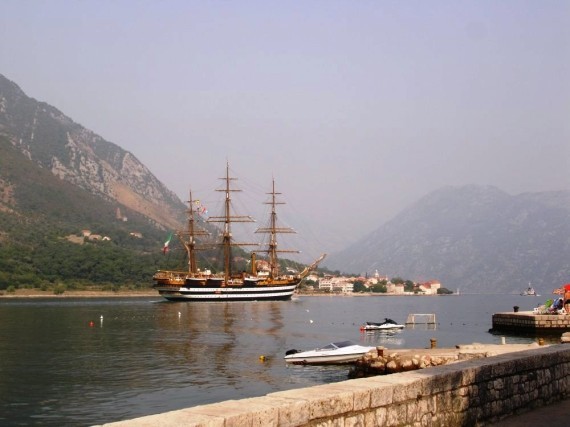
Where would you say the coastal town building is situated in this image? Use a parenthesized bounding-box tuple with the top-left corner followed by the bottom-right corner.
(386, 282, 405, 294)
(305, 273, 319, 282)
(304, 270, 442, 296)
(366, 269, 389, 286)
(86, 233, 111, 242)
(418, 280, 441, 295)
(318, 275, 354, 293)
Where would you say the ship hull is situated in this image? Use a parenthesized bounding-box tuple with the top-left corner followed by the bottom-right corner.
(154, 283, 298, 302)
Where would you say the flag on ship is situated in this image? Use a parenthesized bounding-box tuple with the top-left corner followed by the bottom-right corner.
(163, 233, 173, 254)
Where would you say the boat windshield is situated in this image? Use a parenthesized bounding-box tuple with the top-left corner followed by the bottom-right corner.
(318, 340, 356, 350)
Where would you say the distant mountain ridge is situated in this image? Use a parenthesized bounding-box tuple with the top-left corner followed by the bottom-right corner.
(0, 73, 184, 230)
(324, 185, 570, 294)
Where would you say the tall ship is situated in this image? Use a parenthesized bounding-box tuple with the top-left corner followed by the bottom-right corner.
(153, 163, 326, 301)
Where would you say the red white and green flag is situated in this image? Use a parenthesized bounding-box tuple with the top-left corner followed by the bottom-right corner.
(162, 233, 173, 254)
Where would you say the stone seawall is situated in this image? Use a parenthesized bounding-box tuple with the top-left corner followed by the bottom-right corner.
(100, 345, 570, 427)
(493, 311, 570, 331)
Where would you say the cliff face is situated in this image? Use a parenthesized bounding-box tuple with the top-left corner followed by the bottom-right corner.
(0, 73, 184, 230)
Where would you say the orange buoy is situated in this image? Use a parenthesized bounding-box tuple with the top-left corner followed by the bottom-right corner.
(89, 321, 95, 327)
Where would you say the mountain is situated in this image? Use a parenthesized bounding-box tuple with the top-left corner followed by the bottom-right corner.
(0, 73, 192, 290)
(0, 73, 184, 230)
(0, 130, 189, 288)
(324, 185, 570, 294)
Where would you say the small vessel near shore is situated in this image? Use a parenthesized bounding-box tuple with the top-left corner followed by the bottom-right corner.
(521, 284, 539, 296)
(284, 340, 375, 365)
(359, 318, 405, 331)
(153, 163, 326, 302)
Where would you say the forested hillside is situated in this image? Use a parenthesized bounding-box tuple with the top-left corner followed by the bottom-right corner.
(0, 136, 185, 291)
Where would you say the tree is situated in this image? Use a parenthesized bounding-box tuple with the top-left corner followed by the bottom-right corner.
(371, 283, 387, 293)
(352, 280, 368, 293)
(404, 280, 415, 292)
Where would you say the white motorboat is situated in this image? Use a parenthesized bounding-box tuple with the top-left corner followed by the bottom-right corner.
(284, 340, 375, 365)
(521, 285, 539, 296)
(359, 318, 405, 331)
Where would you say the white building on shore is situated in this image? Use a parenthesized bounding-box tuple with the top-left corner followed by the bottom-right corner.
(318, 275, 354, 293)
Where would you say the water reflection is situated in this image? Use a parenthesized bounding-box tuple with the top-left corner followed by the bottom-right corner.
(359, 330, 405, 346)
(405, 323, 438, 330)
(0, 295, 544, 426)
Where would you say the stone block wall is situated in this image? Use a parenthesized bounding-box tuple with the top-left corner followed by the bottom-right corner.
(101, 345, 570, 427)
(493, 312, 570, 331)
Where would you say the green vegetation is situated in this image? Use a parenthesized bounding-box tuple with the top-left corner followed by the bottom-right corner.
(0, 136, 184, 291)
(0, 225, 182, 290)
(352, 280, 367, 293)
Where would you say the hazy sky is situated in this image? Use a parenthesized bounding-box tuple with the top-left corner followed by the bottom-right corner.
(1, 1, 569, 258)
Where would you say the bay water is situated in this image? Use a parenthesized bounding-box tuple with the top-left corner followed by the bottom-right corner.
(0, 294, 551, 426)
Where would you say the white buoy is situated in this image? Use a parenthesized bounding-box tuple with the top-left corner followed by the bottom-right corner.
(178, 311, 182, 317)
(309, 319, 313, 323)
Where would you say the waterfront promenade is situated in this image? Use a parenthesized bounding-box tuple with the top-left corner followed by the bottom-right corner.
(99, 343, 570, 426)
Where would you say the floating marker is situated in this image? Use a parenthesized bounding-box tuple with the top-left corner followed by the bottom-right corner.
(89, 321, 94, 327)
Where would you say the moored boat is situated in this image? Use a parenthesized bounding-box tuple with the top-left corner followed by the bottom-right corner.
(359, 318, 405, 331)
(284, 340, 375, 365)
(521, 284, 539, 296)
(153, 163, 325, 302)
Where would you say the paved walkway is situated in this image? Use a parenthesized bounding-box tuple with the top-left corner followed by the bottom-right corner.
(490, 398, 570, 426)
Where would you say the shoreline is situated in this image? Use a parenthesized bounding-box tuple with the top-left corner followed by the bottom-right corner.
(1, 290, 525, 298)
(1, 291, 454, 299)
(0, 289, 158, 298)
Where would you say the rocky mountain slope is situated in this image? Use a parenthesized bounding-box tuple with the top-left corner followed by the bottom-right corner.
(0, 73, 184, 230)
(324, 185, 570, 294)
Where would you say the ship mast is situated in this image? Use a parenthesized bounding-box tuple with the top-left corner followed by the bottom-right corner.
(256, 179, 298, 278)
(207, 163, 256, 284)
(178, 189, 209, 274)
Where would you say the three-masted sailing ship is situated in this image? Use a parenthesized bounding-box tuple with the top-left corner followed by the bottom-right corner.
(153, 164, 326, 301)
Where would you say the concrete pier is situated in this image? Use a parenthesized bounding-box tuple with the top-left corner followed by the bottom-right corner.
(492, 311, 570, 332)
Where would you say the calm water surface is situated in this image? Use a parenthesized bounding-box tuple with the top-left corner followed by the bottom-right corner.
(0, 294, 548, 426)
